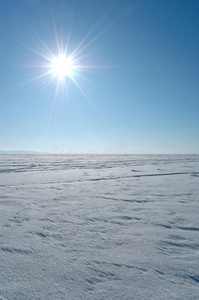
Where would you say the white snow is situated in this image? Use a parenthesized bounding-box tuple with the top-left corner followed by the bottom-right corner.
(0, 154, 199, 299)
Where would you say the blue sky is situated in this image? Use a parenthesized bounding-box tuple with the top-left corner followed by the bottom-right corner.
(0, 0, 199, 154)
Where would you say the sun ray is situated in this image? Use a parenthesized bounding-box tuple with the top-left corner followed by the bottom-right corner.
(70, 3, 115, 59)
(2, 29, 52, 62)
(50, 78, 61, 121)
(32, 31, 56, 59)
(50, 7, 62, 54)
(72, 70, 99, 87)
(17, 70, 52, 88)
(72, 15, 122, 61)
(70, 76, 97, 110)
(38, 74, 56, 92)
(64, 26, 72, 56)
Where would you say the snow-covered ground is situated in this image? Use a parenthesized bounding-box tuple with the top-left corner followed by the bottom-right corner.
(0, 154, 199, 300)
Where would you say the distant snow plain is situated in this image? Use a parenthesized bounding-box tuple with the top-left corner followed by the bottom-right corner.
(0, 154, 199, 300)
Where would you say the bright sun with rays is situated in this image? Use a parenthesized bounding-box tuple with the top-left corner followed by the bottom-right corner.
(51, 54, 74, 79)
(13, 19, 108, 104)
(4, 3, 117, 107)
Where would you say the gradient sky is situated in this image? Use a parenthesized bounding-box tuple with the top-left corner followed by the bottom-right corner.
(0, 0, 199, 154)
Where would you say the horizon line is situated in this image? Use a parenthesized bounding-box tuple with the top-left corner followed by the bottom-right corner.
(0, 151, 199, 155)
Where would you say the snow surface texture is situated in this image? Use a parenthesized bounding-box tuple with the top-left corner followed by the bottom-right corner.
(0, 154, 199, 300)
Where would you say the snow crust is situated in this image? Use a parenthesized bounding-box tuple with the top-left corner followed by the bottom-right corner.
(0, 154, 199, 299)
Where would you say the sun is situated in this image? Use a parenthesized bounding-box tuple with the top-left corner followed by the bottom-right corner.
(16, 23, 106, 103)
(51, 54, 74, 79)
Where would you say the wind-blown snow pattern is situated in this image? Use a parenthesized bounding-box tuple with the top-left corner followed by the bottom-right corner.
(0, 154, 199, 300)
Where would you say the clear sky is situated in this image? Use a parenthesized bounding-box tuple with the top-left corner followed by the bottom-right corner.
(0, 0, 199, 154)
